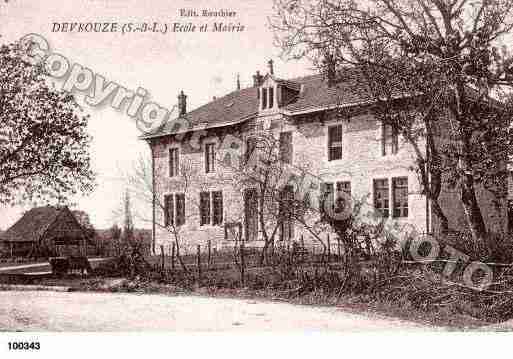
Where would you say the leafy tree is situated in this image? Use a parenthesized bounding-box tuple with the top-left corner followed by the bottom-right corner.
(272, 0, 513, 242)
(72, 209, 96, 239)
(0, 42, 95, 204)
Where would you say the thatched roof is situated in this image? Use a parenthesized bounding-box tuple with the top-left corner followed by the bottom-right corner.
(0, 206, 87, 243)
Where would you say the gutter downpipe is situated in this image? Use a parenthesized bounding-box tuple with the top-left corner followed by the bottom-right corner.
(149, 141, 156, 255)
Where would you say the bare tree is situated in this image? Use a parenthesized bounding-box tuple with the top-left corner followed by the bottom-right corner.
(123, 154, 206, 272)
(271, 0, 513, 243)
(122, 190, 134, 242)
(232, 131, 327, 264)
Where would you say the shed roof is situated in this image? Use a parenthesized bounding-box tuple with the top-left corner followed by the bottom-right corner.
(0, 206, 86, 243)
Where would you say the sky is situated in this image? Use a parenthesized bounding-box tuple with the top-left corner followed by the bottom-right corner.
(0, 0, 312, 230)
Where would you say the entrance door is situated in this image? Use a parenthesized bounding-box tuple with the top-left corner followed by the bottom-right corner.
(244, 188, 258, 242)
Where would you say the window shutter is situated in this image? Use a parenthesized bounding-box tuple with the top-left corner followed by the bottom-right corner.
(373, 179, 390, 217)
(205, 144, 215, 173)
(164, 195, 174, 227)
(392, 177, 408, 217)
(212, 191, 223, 225)
(245, 137, 257, 164)
(176, 193, 185, 226)
(200, 192, 210, 225)
(169, 148, 179, 177)
(320, 182, 334, 220)
(328, 125, 343, 161)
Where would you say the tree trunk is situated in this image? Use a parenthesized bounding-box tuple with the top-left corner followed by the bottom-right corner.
(452, 81, 487, 242)
(461, 177, 487, 242)
(173, 236, 188, 273)
(431, 199, 449, 234)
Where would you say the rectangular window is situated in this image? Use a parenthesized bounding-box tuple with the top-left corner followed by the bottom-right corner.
(279, 131, 293, 164)
(392, 177, 408, 218)
(328, 125, 343, 161)
(205, 143, 216, 173)
(336, 181, 351, 196)
(269, 87, 274, 108)
(212, 191, 223, 225)
(382, 122, 399, 156)
(200, 192, 210, 226)
(169, 148, 179, 177)
(164, 194, 174, 227)
(262, 88, 268, 109)
(373, 179, 390, 217)
(175, 193, 186, 226)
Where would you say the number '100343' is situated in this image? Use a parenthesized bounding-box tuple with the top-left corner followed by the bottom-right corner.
(8, 342, 40, 350)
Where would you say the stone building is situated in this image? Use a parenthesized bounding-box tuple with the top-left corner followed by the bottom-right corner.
(142, 62, 507, 254)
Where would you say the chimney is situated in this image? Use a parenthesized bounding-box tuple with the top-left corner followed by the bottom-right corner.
(267, 59, 274, 75)
(252, 70, 263, 87)
(177, 90, 187, 116)
(236, 73, 241, 91)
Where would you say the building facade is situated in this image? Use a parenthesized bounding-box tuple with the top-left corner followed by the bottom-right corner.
(143, 62, 507, 254)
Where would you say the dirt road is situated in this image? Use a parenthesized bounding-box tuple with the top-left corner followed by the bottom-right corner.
(0, 258, 111, 274)
(0, 291, 441, 331)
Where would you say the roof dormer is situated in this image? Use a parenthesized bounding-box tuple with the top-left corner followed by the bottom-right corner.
(259, 75, 277, 112)
(254, 60, 302, 112)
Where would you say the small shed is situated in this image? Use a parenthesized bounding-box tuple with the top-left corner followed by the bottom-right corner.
(0, 206, 93, 258)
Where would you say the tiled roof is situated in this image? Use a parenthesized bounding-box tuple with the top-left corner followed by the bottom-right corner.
(143, 69, 370, 139)
(142, 87, 259, 139)
(282, 71, 370, 113)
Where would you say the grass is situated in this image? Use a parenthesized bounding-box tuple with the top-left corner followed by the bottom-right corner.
(2, 250, 511, 331)
(17, 272, 494, 330)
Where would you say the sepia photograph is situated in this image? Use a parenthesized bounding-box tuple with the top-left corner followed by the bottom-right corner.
(1, 0, 513, 356)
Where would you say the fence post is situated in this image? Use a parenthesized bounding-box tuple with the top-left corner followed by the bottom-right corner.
(240, 242, 245, 287)
(207, 240, 212, 269)
(171, 243, 176, 271)
(160, 245, 165, 272)
(327, 234, 331, 263)
(197, 245, 201, 281)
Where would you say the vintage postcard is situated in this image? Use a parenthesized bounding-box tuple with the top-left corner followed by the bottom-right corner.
(0, 0, 513, 356)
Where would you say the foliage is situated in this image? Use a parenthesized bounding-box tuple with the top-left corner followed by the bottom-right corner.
(72, 210, 96, 239)
(271, 0, 513, 242)
(0, 42, 95, 204)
